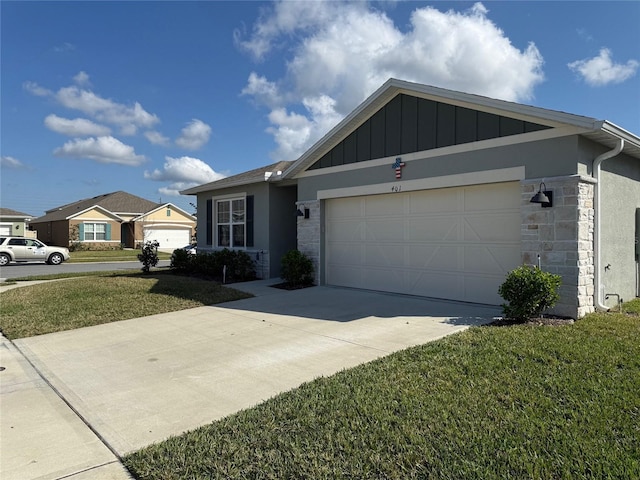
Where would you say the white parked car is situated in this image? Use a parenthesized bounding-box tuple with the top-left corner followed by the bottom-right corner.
(0, 237, 70, 266)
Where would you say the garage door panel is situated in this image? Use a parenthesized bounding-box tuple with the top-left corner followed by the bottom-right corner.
(407, 217, 460, 241)
(364, 219, 405, 242)
(464, 183, 520, 211)
(326, 182, 520, 305)
(327, 220, 363, 242)
(365, 194, 404, 216)
(327, 197, 361, 218)
(364, 244, 405, 267)
(409, 189, 460, 214)
(361, 267, 405, 293)
(144, 228, 190, 250)
(464, 213, 521, 241)
(328, 243, 362, 265)
(407, 271, 462, 299)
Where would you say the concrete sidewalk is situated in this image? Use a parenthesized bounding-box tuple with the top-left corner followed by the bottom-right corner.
(2, 279, 500, 479)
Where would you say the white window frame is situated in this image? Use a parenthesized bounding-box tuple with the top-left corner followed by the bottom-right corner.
(214, 194, 246, 249)
(83, 222, 107, 241)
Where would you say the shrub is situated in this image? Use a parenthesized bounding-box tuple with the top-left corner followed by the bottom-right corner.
(170, 248, 256, 283)
(170, 248, 192, 272)
(281, 250, 314, 287)
(498, 265, 562, 321)
(138, 240, 160, 273)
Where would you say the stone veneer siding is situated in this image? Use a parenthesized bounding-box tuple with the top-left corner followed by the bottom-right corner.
(521, 176, 596, 318)
(296, 200, 321, 285)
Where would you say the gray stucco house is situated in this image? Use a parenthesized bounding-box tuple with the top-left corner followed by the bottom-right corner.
(183, 78, 640, 318)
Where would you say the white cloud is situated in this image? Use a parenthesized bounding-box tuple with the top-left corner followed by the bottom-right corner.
(144, 130, 171, 146)
(23, 81, 52, 97)
(175, 119, 212, 150)
(53, 136, 146, 166)
(144, 155, 225, 195)
(44, 114, 111, 137)
(568, 48, 639, 86)
(1, 155, 27, 169)
(55, 86, 159, 135)
(238, 1, 545, 161)
(73, 71, 91, 87)
(25, 76, 160, 135)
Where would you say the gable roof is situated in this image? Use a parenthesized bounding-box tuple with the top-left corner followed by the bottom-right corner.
(283, 78, 640, 178)
(181, 160, 294, 195)
(0, 208, 34, 219)
(33, 191, 161, 222)
(132, 203, 196, 221)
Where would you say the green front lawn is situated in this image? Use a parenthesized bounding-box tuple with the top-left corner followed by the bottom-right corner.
(67, 249, 172, 263)
(124, 309, 640, 479)
(0, 272, 251, 339)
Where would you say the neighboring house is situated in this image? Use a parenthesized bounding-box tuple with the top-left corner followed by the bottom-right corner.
(30, 191, 196, 250)
(183, 78, 640, 319)
(0, 208, 36, 238)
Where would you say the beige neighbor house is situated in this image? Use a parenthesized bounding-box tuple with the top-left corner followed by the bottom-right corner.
(184, 78, 640, 319)
(0, 208, 36, 238)
(30, 191, 196, 250)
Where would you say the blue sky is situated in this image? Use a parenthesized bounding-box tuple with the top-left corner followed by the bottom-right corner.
(2, 1, 639, 218)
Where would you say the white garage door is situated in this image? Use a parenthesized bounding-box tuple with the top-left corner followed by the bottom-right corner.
(0, 224, 12, 236)
(325, 182, 521, 305)
(143, 228, 190, 250)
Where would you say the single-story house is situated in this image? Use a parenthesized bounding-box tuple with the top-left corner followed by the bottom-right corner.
(183, 78, 640, 318)
(30, 191, 196, 250)
(0, 207, 36, 238)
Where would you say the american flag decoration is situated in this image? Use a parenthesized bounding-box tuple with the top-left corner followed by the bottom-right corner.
(392, 157, 405, 179)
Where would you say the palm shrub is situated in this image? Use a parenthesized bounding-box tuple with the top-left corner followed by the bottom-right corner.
(498, 265, 562, 321)
(281, 250, 314, 287)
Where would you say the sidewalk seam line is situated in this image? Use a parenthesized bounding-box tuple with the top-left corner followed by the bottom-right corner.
(10, 339, 129, 466)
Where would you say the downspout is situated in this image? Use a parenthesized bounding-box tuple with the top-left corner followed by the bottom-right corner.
(593, 137, 624, 311)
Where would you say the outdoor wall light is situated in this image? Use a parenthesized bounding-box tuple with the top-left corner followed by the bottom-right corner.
(296, 207, 310, 219)
(530, 182, 553, 208)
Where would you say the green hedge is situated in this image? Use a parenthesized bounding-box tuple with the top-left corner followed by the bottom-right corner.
(171, 248, 256, 283)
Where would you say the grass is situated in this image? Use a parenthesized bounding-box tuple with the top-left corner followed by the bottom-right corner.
(67, 249, 172, 263)
(124, 309, 640, 480)
(0, 272, 251, 339)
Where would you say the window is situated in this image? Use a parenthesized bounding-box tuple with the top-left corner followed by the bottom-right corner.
(83, 223, 107, 241)
(216, 198, 245, 247)
(166, 207, 171, 217)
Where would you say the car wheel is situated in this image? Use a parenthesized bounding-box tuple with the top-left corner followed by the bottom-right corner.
(0, 253, 10, 266)
(47, 253, 64, 265)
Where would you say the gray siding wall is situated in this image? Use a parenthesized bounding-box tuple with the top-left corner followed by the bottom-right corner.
(298, 136, 581, 201)
(193, 182, 297, 279)
(599, 154, 640, 306)
(268, 185, 298, 278)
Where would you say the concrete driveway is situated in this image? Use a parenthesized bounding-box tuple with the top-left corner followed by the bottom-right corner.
(2, 280, 500, 479)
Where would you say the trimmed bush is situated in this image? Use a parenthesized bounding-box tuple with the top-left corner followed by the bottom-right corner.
(498, 265, 562, 321)
(281, 250, 314, 287)
(138, 240, 160, 273)
(170, 248, 192, 272)
(170, 248, 256, 283)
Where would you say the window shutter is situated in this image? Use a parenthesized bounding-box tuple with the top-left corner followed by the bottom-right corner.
(246, 195, 254, 247)
(105, 223, 111, 241)
(79, 223, 84, 241)
(206, 199, 213, 246)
